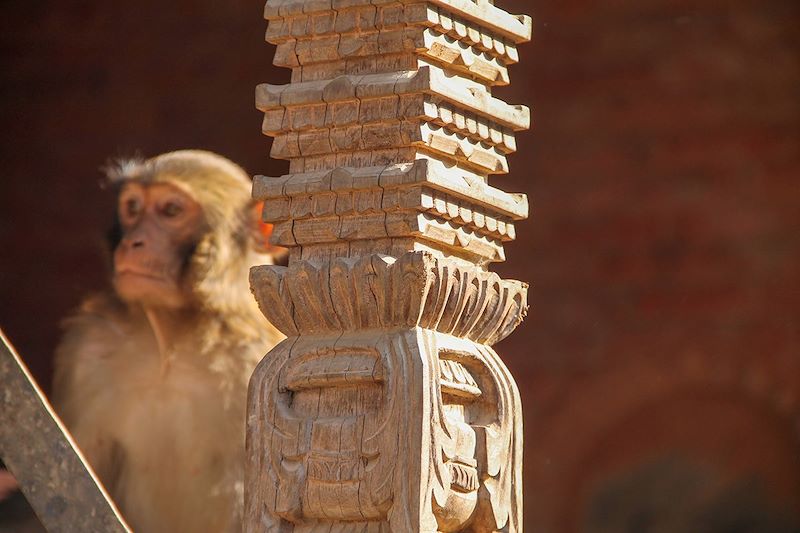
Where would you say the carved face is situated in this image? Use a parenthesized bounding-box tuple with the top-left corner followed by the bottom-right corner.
(113, 181, 206, 308)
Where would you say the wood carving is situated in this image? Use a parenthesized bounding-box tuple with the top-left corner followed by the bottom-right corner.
(247, 1, 531, 531)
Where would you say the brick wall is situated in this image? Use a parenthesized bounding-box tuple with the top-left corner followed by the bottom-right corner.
(1, 0, 797, 530)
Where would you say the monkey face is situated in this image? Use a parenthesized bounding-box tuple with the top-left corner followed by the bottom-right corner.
(113, 182, 206, 309)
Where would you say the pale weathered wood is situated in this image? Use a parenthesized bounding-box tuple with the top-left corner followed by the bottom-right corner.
(247, 1, 531, 531)
(0, 330, 130, 533)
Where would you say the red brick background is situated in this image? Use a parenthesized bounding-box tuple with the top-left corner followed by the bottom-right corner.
(1, 0, 798, 530)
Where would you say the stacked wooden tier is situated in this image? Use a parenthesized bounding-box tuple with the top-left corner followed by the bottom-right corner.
(255, 0, 531, 266)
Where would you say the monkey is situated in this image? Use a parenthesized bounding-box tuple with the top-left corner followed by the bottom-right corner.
(52, 150, 283, 533)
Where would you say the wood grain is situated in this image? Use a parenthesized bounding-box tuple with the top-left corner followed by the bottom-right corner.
(0, 330, 130, 533)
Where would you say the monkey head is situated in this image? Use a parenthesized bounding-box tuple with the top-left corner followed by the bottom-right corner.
(106, 150, 275, 312)
(113, 179, 205, 308)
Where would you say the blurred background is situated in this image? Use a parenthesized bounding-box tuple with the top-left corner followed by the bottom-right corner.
(0, 0, 798, 531)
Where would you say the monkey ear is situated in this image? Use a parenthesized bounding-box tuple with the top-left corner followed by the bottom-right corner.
(249, 201, 287, 259)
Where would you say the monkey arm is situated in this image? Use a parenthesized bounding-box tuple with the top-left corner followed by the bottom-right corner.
(52, 294, 130, 494)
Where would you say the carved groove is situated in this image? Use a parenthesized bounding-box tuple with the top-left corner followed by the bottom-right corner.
(251, 251, 527, 345)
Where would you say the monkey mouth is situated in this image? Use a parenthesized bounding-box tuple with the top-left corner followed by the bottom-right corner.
(115, 268, 169, 282)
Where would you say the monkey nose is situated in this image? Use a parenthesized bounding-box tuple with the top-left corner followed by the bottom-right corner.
(131, 240, 145, 248)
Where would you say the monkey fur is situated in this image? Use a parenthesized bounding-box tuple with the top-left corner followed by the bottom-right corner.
(52, 150, 282, 533)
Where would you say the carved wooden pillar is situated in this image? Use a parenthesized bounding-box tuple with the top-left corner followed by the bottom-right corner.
(246, 1, 531, 531)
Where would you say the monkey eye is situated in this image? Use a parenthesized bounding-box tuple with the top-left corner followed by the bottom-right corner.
(162, 201, 183, 218)
(124, 197, 142, 218)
